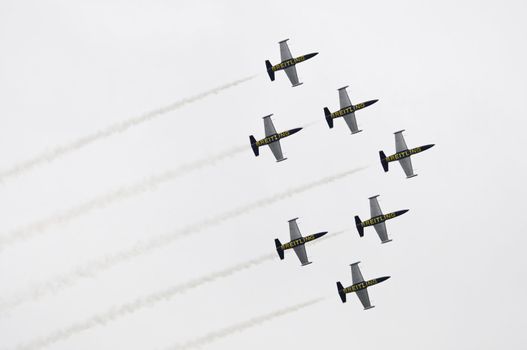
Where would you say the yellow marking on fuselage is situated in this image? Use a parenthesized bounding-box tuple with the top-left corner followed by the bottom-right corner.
(362, 212, 396, 227)
(344, 279, 378, 293)
(272, 56, 305, 71)
(331, 106, 354, 118)
(330, 102, 369, 119)
(385, 147, 423, 162)
(255, 130, 291, 147)
(282, 234, 316, 250)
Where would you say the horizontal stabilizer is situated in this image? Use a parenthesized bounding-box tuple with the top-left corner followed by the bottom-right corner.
(381, 239, 393, 244)
(336, 281, 346, 303)
(265, 60, 275, 81)
(301, 261, 312, 266)
(276, 157, 288, 163)
(379, 151, 389, 172)
(274, 239, 284, 260)
(355, 216, 364, 237)
(407, 174, 418, 179)
(292, 82, 304, 87)
(324, 107, 333, 128)
(249, 135, 259, 157)
(364, 305, 376, 310)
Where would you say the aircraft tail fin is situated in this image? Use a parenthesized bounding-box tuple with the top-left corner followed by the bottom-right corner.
(355, 216, 364, 237)
(379, 151, 389, 172)
(265, 60, 275, 81)
(336, 281, 346, 303)
(274, 239, 284, 260)
(249, 135, 259, 157)
(324, 107, 333, 128)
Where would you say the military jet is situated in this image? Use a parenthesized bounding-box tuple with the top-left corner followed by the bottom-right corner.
(249, 114, 302, 162)
(336, 262, 390, 310)
(274, 218, 327, 266)
(323, 86, 378, 133)
(355, 195, 408, 243)
(265, 39, 318, 87)
(379, 130, 435, 178)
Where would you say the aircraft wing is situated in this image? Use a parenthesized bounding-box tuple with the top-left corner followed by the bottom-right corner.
(279, 39, 293, 61)
(356, 289, 374, 310)
(342, 113, 360, 133)
(399, 157, 415, 178)
(288, 218, 302, 240)
(395, 130, 408, 152)
(338, 86, 352, 108)
(350, 262, 364, 284)
(293, 245, 311, 266)
(284, 66, 301, 87)
(268, 141, 286, 162)
(263, 114, 277, 137)
(374, 222, 391, 243)
(369, 195, 383, 217)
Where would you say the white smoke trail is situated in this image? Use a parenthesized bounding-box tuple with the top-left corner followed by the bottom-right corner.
(0, 169, 362, 312)
(0, 144, 246, 251)
(14, 253, 275, 350)
(0, 75, 255, 182)
(0, 224, 348, 312)
(167, 298, 324, 350)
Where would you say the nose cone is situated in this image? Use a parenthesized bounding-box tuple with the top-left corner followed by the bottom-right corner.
(365, 99, 379, 107)
(289, 127, 303, 135)
(398, 209, 410, 216)
(422, 144, 435, 151)
(378, 276, 391, 284)
(314, 231, 328, 239)
(305, 52, 319, 60)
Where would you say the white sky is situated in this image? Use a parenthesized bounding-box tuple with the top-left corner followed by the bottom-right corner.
(0, 0, 526, 349)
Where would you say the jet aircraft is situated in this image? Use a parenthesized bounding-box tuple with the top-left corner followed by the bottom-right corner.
(265, 39, 318, 87)
(336, 262, 390, 310)
(324, 86, 378, 133)
(379, 130, 435, 178)
(274, 218, 327, 266)
(249, 114, 302, 162)
(355, 195, 408, 243)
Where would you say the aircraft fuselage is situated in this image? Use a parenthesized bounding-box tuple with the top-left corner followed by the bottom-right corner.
(330, 99, 379, 119)
(361, 209, 409, 227)
(255, 128, 302, 147)
(385, 144, 435, 163)
(271, 53, 318, 72)
(281, 231, 327, 250)
(343, 276, 390, 294)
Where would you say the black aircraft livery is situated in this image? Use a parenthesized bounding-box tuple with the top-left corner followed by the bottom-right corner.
(266, 53, 318, 81)
(355, 209, 408, 237)
(336, 276, 390, 303)
(328, 99, 378, 120)
(380, 144, 435, 172)
(274, 231, 327, 260)
(249, 127, 302, 157)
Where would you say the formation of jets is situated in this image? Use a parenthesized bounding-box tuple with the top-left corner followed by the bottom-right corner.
(253, 39, 435, 310)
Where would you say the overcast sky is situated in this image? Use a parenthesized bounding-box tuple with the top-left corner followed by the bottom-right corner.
(1, 0, 526, 349)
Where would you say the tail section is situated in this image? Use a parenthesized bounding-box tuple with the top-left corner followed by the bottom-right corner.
(355, 216, 364, 237)
(265, 60, 275, 81)
(274, 239, 284, 260)
(379, 151, 389, 172)
(249, 135, 259, 157)
(336, 282, 346, 303)
(324, 107, 333, 128)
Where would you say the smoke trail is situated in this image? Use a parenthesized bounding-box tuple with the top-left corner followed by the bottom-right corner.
(0, 168, 362, 311)
(0, 76, 255, 182)
(167, 298, 324, 350)
(14, 253, 274, 350)
(0, 144, 246, 251)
